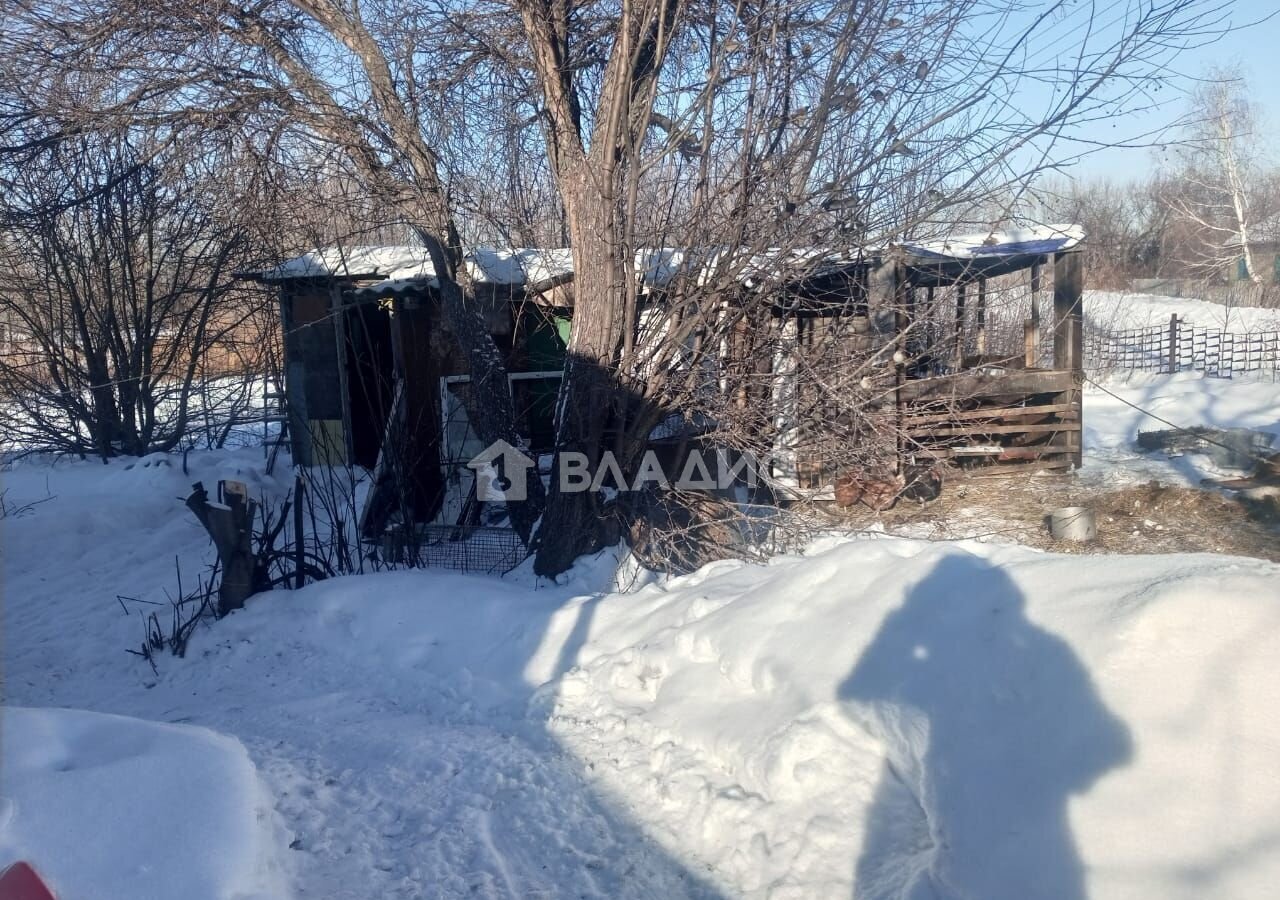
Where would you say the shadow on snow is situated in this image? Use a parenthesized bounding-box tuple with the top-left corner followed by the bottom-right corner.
(840, 554, 1132, 899)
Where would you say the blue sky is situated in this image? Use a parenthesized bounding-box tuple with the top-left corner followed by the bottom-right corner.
(1060, 0, 1280, 180)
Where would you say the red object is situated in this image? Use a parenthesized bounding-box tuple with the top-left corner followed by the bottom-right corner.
(0, 862, 57, 900)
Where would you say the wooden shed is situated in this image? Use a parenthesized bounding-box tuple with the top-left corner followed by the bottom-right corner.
(246, 225, 1085, 552)
(720, 225, 1086, 492)
(892, 226, 1086, 474)
(243, 246, 575, 534)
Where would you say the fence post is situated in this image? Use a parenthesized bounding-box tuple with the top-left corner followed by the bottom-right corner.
(294, 473, 306, 589)
(1167, 314, 1179, 374)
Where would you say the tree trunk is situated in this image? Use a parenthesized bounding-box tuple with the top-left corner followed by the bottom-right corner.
(438, 277, 547, 543)
(532, 169, 629, 576)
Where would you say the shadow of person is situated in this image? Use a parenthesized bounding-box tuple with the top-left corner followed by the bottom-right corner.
(840, 554, 1132, 899)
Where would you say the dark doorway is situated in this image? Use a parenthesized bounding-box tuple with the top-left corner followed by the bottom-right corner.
(344, 300, 396, 469)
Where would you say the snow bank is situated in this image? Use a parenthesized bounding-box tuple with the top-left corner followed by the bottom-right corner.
(530, 538, 1280, 899)
(1086, 290, 1280, 332)
(0, 707, 291, 900)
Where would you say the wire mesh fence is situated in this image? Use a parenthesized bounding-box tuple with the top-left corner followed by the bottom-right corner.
(1085, 318, 1280, 380)
(384, 525, 527, 574)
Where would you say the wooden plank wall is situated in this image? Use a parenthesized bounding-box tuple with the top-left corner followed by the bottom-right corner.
(282, 283, 346, 466)
(895, 247, 1086, 473)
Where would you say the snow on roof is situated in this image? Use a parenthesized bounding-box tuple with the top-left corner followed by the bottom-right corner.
(637, 248, 695, 288)
(257, 225, 1084, 294)
(495, 248, 576, 288)
(352, 247, 682, 298)
(900, 224, 1084, 261)
(256, 245, 437, 281)
(734, 246, 880, 287)
(255, 245, 578, 294)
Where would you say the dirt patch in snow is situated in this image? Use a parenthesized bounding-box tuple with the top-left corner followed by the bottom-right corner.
(830, 472, 1280, 562)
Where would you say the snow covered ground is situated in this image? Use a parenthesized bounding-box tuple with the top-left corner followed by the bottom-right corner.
(535, 538, 1280, 899)
(3, 345, 1279, 896)
(1, 707, 289, 900)
(1082, 371, 1280, 486)
(0, 452, 724, 899)
(1084, 290, 1280, 332)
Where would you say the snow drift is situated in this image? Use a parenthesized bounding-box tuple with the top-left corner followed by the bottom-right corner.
(0, 707, 291, 900)
(530, 537, 1280, 899)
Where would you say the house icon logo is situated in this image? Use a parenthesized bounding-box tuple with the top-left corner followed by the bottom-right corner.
(467, 439, 535, 502)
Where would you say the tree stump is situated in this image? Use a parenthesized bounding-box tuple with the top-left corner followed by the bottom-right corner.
(186, 481, 258, 616)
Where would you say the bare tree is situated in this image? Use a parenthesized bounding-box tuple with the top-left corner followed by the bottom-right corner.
(1, 0, 549, 536)
(2, 0, 1233, 573)
(1038, 177, 1172, 286)
(0, 134, 252, 458)
(496, 0, 1230, 573)
(1162, 66, 1268, 283)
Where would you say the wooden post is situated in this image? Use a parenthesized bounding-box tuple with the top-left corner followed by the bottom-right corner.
(893, 262, 908, 472)
(279, 289, 312, 467)
(1167, 314, 1180, 374)
(954, 281, 967, 367)
(330, 282, 355, 466)
(975, 277, 987, 356)
(186, 481, 258, 616)
(1052, 250, 1085, 468)
(1027, 258, 1043, 368)
(923, 285, 934, 364)
(1053, 251, 1083, 373)
(903, 284, 917, 355)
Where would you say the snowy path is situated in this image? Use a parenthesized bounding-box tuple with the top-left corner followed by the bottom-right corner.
(177, 681, 717, 898)
(139, 626, 720, 899)
(0, 452, 720, 898)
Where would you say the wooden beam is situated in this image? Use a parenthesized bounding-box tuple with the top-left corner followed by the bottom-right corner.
(1053, 250, 1084, 373)
(909, 421, 1081, 437)
(893, 261, 909, 472)
(330, 282, 354, 467)
(1050, 250, 1085, 470)
(1027, 257, 1043, 368)
(975, 277, 987, 355)
(279, 289, 310, 466)
(903, 401, 1078, 425)
(899, 368, 1076, 401)
(968, 458, 1075, 475)
(911, 447, 1076, 463)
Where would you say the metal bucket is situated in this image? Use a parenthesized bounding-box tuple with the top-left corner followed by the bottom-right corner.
(1048, 506, 1097, 542)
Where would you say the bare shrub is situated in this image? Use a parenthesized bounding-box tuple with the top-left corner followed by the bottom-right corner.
(0, 135, 258, 458)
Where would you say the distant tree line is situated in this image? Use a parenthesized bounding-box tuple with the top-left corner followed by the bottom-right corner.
(1042, 66, 1280, 290)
